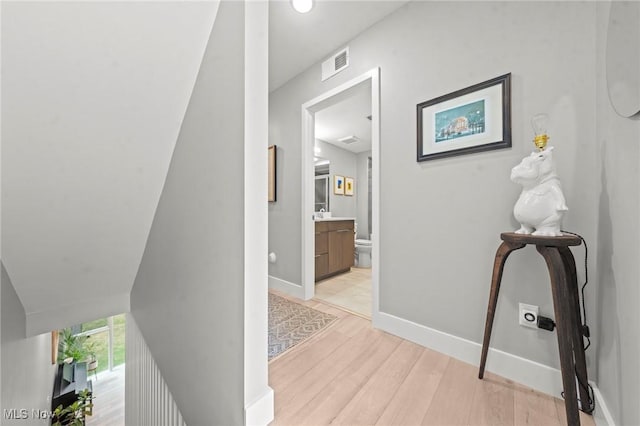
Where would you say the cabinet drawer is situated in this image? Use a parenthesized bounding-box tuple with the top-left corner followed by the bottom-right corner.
(315, 221, 329, 233)
(315, 253, 329, 280)
(328, 220, 354, 231)
(315, 231, 328, 254)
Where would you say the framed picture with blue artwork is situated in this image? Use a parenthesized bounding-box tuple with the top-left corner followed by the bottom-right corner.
(334, 175, 345, 195)
(417, 73, 511, 162)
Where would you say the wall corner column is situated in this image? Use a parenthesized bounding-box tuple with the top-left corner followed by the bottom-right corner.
(243, 1, 273, 425)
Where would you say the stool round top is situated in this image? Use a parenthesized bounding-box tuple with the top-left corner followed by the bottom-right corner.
(500, 232, 582, 247)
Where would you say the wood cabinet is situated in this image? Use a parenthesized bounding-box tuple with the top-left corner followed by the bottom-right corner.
(315, 222, 329, 279)
(315, 220, 354, 281)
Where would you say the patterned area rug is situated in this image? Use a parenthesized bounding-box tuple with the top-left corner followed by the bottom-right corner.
(269, 293, 337, 360)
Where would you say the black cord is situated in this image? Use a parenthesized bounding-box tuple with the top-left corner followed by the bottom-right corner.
(560, 230, 595, 414)
(561, 376, 595, 414)
(562, 230, 591, 349)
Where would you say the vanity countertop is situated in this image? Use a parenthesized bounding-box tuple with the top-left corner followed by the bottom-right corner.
(314, 217, 355, 222)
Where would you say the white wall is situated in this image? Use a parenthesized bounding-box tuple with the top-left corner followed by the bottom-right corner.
(315, 139, 357, 218)
(269, 0, 597, 377)
(1, 263, 57, 425)
(1, 0, 3, 407)
(1, 1, 217, 335)
(130, 2, 271, 424)
(244, 1, 273, 424)
(594, 3, 640, 425)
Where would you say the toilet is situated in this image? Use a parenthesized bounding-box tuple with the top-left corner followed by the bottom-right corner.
(355, 238, 372, 268)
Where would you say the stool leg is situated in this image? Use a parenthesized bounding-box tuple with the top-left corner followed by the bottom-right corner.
(479, 241, 525, 379)
(537, 246, 581, 426)
(559, 247, 591, 413)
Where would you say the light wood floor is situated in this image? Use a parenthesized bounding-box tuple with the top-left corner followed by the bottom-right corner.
(315, 267, 372, 318)
(85, 366, 125, 426)
(269, 292, 595, 426)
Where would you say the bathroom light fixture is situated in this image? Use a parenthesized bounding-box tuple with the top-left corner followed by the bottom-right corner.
(291, 0, 313, 13)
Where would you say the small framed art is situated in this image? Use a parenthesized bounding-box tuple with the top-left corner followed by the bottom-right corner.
(334, 175, 345, 195)
(345, 177, 354, 196)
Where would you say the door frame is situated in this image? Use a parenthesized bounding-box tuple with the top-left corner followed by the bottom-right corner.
(301, 68, 380, 322)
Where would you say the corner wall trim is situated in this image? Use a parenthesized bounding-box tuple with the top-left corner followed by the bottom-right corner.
(592, 386, 616, 426)
(268, 275, 305, 300)
(375, 311, 565, 398)
(245, 386, 274, 426)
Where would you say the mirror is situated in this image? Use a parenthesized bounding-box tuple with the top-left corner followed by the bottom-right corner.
(314, 158, 330, 212)
(606, 1, 640, 118)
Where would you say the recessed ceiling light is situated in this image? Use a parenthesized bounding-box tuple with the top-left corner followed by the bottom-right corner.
(291, 0, 314, 14)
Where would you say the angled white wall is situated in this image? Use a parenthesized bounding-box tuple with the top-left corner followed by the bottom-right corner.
(1, 1, 217, 335)
(130, 1, 271, 424)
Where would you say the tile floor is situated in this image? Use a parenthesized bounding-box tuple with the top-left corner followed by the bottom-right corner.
(314, 267, 372, 318)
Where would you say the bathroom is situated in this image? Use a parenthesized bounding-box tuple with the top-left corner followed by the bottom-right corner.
(312, 83, 373, 317)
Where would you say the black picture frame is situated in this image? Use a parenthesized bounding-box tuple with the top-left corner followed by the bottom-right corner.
(417, 73, 511, 162)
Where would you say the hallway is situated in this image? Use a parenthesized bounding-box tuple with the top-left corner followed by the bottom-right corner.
(268, 295, 595, 426)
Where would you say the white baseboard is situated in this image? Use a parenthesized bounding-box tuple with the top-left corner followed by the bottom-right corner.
(268, 275, 304, 299)
(375, 311, 566, 398)
(245, 387, 274, 426)
(592, 385, 616, 426)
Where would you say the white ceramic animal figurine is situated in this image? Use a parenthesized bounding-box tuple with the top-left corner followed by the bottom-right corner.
(510, 147, 568, 236)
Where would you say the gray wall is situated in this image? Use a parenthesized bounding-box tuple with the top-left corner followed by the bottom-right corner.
(269, 1, 598, 371)
(594, 2, 640, 425)
(1, 263, 57, 425)
(130, 2, 246, 424)
(316, 139, 358, 218)
(356, 150, 371, 239)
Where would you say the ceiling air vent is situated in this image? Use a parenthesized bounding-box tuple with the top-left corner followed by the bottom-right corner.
(337, 135, 359, 144)
(322, 47, 349, 81)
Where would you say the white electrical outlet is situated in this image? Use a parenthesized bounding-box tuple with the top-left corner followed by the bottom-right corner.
(519, 303, 539, 329)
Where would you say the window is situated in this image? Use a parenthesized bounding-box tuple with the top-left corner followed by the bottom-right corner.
(72, 314, 125, 373)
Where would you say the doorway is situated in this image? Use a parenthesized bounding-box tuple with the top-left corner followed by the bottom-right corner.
(301, 68, 380, 322)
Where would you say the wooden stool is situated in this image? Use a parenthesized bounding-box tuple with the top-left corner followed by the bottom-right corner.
(478, 232, 590, 426)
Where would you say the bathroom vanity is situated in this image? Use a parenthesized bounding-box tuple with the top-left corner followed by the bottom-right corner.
(314, 218, 354, 281)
